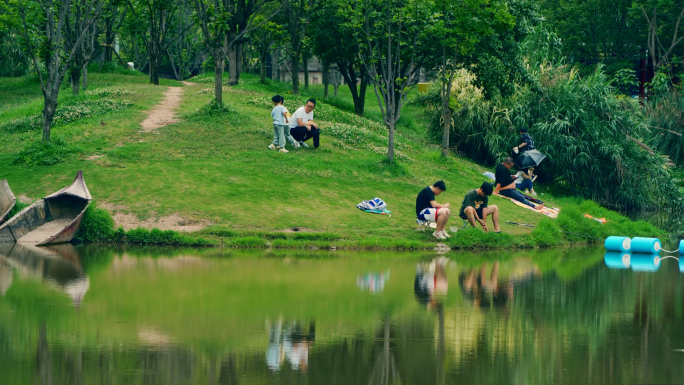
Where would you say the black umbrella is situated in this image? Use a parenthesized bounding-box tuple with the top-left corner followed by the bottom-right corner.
(514, 149, 546, 168)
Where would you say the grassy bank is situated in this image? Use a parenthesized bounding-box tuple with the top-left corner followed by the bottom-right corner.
(0, 69, 663, 250)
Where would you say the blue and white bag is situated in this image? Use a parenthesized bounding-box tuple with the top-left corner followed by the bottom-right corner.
(357, 197, 391, 216)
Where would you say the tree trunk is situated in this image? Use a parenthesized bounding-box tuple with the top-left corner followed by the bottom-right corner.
(214, 50, 225, 105)
(271, 48, 279, 80)
(387, 121, 395, 163)
(442, 104, 451, 158)
(71, 68, 81, 95)
(43, 96, 58, 143)
(260, 50, 267, 83)
(303, 54, 309, 89)
(227, 43, 239, 86)
(291, 53, 300, 95)
(82, 65, 88, 90)
(322, 63, 329, 99)
(356, 77, 367, 116)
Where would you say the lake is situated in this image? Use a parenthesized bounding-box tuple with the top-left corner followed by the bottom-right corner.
(1, 243, 683, 384)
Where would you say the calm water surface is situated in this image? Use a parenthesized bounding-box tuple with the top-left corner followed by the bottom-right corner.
(1, 244, 683, 384)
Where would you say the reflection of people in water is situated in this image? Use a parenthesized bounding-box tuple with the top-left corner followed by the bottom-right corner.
(458, 261, 539, 309)
(357, 271, 390, 293)
(266, 318, 315, 372)
(459, 261, 511, 308)
(414, 257, 449, 309)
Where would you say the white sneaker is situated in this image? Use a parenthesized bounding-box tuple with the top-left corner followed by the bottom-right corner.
(268, 144, 276, 150)
(293, 141, 300, 149)
(279, 148, 289, 153)
(432, 231, 446, 240)
(440, 230, 451, 238)
(299, 141, 309, 148)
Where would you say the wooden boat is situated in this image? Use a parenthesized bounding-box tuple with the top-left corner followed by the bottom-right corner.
(0, 179, 16, 225)
(0, 171, 91, 245)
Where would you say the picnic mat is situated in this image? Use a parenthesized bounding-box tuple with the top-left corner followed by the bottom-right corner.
(494, 194, 560, 218)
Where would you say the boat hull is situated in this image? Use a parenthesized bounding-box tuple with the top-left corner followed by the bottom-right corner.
(0, 171, 91, 246)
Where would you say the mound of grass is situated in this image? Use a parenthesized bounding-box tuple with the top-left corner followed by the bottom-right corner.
(13, 136, 81, 166)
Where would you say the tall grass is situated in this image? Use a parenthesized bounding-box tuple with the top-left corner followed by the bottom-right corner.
(648, 91, 684, 166)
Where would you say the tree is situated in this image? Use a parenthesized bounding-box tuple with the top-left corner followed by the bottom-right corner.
(64, 0, 106, 94)
(539, 0, 640, 74)
(249, 11, 285, 83)
(283, 0, 317, 95)
(310, 0, 369, 115)
(125, 0, 194, 85)
(350, 0, 440, 162)
(430, 0, 514, 157)
(166, 1, 203, 80)
(639, 2, 684, 77)
(193, 0, 281, 104)
(15, 0, 107, 142)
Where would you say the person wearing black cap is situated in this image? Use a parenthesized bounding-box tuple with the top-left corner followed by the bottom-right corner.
(513, 127, 535, 154)
(459, 182, 501, 232)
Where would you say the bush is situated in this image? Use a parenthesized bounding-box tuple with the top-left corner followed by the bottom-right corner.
(74, 202, 115, 242)
(13, 137, 81, 166)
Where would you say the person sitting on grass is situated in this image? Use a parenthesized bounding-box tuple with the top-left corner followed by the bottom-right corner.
(459, 182, 501, 233)
(289, 98, 320, 149)
(268, 95, 296, 153)
(416, 180, 451, 240)
(494, 157, 544, 211)
(514, 167, 537, 196)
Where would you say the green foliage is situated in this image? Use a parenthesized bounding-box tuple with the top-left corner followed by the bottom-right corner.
(649, 91, 684, 166)
(611, 69, 638, 95)
(8, 201, 29, 218)
(74, 202, 116, 243)
(532, 219, 562, 246)
(125, 228, 216, 247)
(225, 237, 268, 248)
(13, 136, 80, 166)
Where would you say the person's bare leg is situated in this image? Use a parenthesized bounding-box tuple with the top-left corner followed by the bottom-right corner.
(436, 209, 450, 232)
(464, 207, 479, 228)
(488, 205, 501, 232)
(535, 203, 545, 211)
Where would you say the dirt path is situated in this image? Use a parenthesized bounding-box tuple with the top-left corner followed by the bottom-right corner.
(140, 87, 183, 132)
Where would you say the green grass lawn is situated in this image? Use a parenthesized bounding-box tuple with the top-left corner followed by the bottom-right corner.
(0, 70, 662, 249)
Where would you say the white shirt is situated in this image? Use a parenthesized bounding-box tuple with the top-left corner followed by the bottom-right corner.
(289, 106, 313, 128)
(513, 171, 525, 184)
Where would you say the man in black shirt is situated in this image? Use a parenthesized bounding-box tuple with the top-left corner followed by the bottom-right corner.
(415, 180, 451, 240)
(494, 157, 544, 210)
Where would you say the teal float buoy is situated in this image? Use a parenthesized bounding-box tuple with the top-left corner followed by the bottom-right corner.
(630, 254, 661, 272)
(631, 237, 661, 254)
(679, 239, 684, 254)
(604, 251, 631, 269)
(605, 236, 631, 252)
(679, 256, 684, 273)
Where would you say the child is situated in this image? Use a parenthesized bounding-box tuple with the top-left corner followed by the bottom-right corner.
(269, 95, 293, 153)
